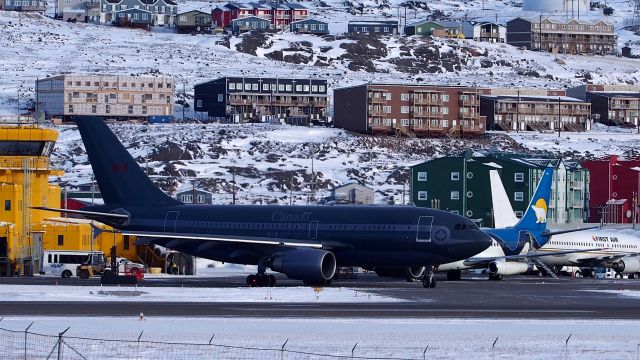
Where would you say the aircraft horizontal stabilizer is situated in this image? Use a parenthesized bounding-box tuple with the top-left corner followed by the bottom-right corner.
(31, 207, 130, 219)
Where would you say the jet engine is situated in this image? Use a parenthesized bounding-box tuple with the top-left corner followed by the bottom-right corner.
(612, 257, 640, 274)
(374, 267, 426, 280)
(270, 249, 336, 283)
(488, 260, 531, 276)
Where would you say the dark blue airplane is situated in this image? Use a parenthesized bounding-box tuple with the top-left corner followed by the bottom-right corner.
(42, 118, 492, 288)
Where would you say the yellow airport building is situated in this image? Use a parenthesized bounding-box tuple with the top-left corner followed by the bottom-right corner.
(0, 119, 137, 276)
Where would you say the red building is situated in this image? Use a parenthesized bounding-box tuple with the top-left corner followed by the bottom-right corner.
(582, 155, 640, 224)
(212, 2, 308, 29)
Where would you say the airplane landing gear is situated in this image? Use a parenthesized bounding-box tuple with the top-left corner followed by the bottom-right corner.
(247, 259, 277, 287)
(246, 274, 277, 287)
(422, 265, 438, 288)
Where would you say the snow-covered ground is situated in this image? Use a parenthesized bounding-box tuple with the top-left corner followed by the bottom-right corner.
(0, 0, 639, 116)
(50, 122, 640, 205)
(0, 284, 398, 302)
(2, 316, 640, 359)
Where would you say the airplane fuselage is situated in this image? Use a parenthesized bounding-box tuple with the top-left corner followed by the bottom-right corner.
(89, 203, 491, 268)
(537, 229, 640, 266)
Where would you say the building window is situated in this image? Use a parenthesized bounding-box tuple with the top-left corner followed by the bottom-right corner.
(319, 85, 325, 92)
(228, 83, 235, 90)
(303, 85, 310, 92)
(451, 172, 460, 181)
(401, 93, 409, 101)
(286, 85, 292, 91)
(91, 105, 97, 113)
(385, 93, 391, 100)
(296, 85, 302, 92)
(514, 173, 524, 182)
(451, 191, 459, 200)
(262, 84, 269, 91)
(442, 107, 449, 115)
(4, 200, 10, 211)
(417, 171, 427, 182)
(179, 15, 186, 21)
(443, 94, 449, 102)
(244, 83, 251, 91)
(196, 100, 202, 107)
(401, 106, 409, 114)
(311, 85, 318, 92)
(106, 105, 110, 114)
(418, 191, 428, 201)
(181, 194, 193, 203)
(68, 105, 74, 113)
(278, 84, 284, 91)
(197, 195, 205, 204)
(514, 192, 524, 201)
(252, 84, 258, 91)
(401, 119, 410, 126)
(218, 94, 223, 102)
(385, 106, 392, 113)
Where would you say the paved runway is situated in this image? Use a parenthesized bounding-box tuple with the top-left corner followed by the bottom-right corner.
(1, 274, 639, 319)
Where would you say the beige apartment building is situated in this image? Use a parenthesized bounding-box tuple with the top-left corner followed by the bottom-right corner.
(36, 74, 174, 122)
(507, 17, 616, 55)
(480, 88, 592, 132)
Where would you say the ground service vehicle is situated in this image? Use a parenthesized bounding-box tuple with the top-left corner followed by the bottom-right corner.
(42, 250, 106, 278)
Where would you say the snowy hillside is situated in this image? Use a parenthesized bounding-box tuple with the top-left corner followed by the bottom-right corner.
(51, 122, 640, 205)
(0, 0, 639, 116)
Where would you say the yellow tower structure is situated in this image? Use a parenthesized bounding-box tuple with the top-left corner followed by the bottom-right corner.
(0, 120, 137, 276)
(0, 122, 62, 276)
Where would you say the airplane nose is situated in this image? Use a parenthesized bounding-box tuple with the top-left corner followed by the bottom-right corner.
(465, 230, 492, 258)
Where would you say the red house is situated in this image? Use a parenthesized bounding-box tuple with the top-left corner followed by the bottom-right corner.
(212, 3, 253, 28)
(212, 2, 308, 29)
(582, 155, 640, 224)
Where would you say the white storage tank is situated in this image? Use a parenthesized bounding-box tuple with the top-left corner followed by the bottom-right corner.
(523, 0, 589, 12)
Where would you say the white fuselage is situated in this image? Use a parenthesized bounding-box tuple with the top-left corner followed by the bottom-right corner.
(438, 239, 505, 272)
(536, 229, 640, 266)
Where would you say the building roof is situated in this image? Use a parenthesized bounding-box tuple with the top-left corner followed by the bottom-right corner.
(177, 9, 211, 16)
(348, 19, 398, 26)
(248, 2, 271, 10)
(286, 3, 307, 9)
(225, 2, 254, 10)
(231, 15, 270, 22)
(116, 8, 153, 13)
(290, 18, 327, 25)
(588, 92, 640, 99)
(480, 94, 585, 103)
(333, 183, 373, 191)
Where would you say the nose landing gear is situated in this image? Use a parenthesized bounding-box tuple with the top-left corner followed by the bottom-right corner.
(422, 265, 439, 288)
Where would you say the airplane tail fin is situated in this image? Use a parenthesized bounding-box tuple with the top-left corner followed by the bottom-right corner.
(75, 117, 180, 207)
(514, 167, 554, 232)
(489, 170, 520, 229)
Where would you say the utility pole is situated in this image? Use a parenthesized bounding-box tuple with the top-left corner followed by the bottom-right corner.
(231, 170, 236, 205)
(182, 82, 186, 121)
(310, 145, 315, 204)
(557, 96, 562, 138)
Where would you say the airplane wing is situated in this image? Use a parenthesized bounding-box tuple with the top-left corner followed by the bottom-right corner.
(123, 230, 352, 250)
(463, 248, 608, 267)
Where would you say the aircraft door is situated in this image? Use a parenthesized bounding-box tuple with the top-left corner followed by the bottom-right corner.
(416, 216, 433, 243)
(164, 211, 180, 232)
(308, 221, 319, 240)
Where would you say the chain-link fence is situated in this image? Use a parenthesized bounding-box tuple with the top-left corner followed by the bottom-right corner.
(1, 326, 640, 360)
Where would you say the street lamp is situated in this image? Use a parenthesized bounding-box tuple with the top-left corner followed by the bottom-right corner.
(630, 166, 640, 229)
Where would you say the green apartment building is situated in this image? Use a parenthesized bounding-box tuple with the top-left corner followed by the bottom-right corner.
(410, 152, 589, 226)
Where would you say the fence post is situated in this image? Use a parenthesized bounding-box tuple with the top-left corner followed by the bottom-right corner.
(564, 334, 572, 360)
(492, 337, 498, 360)
(422, 345, 428, 360)
(57, 327, 70, 360)
(136, 331, 144, 360)
(208, 334, 215, 345)
(280, 339, 288, 360)
(636, 343, 639, 360)
(24, 322, 34, 360)
(351, 343, 358, 358)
